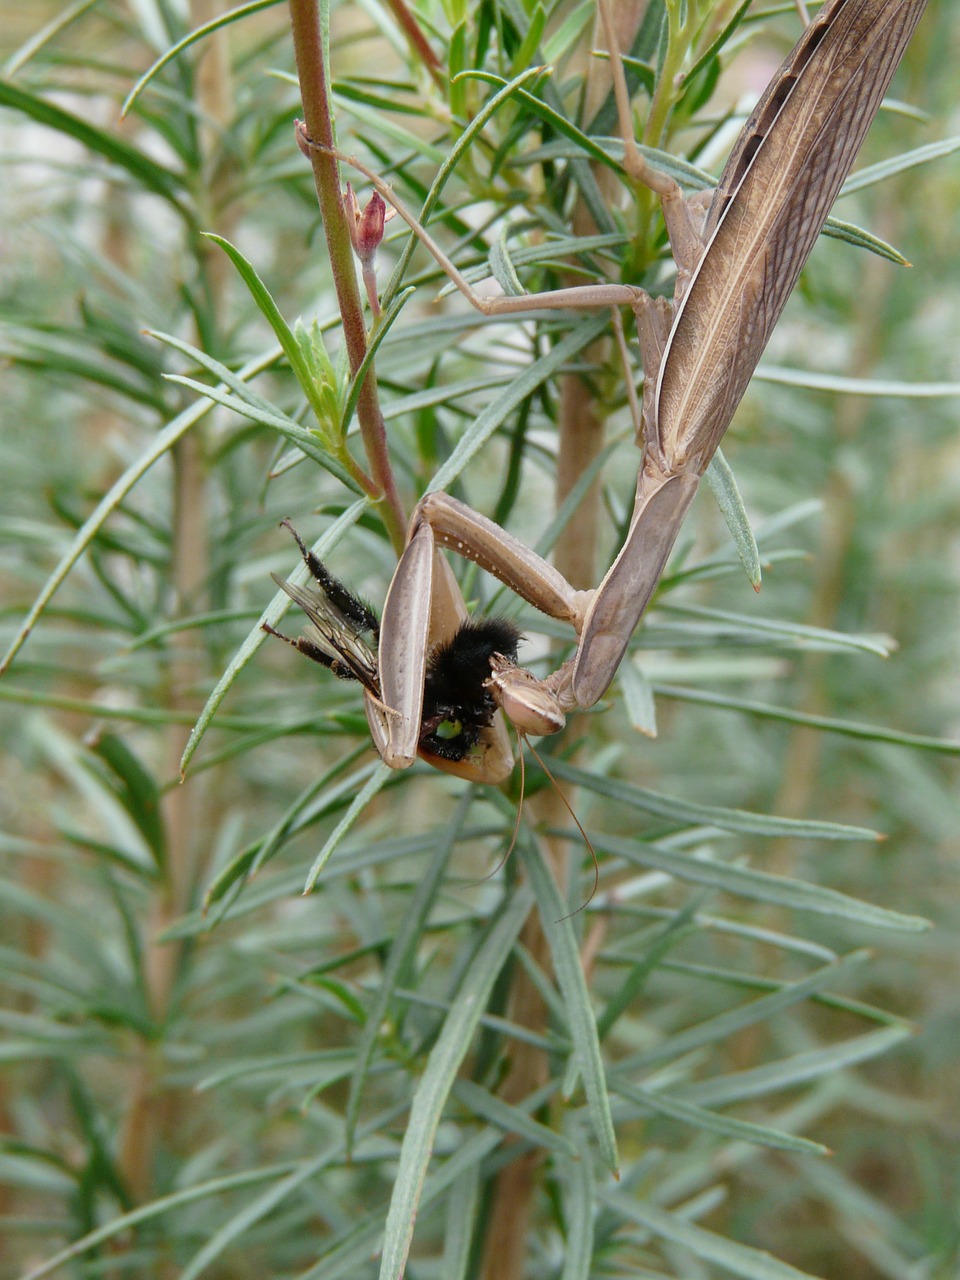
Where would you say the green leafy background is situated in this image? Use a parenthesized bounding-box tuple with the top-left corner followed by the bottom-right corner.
(1, 2, 958, 1278)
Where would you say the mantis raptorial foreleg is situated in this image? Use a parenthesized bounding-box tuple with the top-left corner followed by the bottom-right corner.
(283, 0, 928, 783)
(378, 492, 593, 767)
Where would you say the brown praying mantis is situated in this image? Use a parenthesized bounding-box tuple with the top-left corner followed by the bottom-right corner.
(274, 0, 928, 785)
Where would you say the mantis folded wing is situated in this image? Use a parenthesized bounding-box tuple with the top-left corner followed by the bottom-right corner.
(573, 0, 930, 707)
(290, 0, 928, 782)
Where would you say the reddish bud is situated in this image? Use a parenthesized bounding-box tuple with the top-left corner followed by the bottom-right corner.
(355, 191, 387, 261)
(344, 185, 393, 267)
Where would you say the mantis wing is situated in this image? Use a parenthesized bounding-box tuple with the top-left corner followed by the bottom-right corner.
(657, 0, 929, 470)
(573, 0, 927, 710)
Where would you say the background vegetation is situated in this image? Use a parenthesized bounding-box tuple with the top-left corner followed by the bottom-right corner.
(1, 1, 958, 1277)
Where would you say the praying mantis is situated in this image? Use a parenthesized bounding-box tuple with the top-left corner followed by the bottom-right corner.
(273, 0, 928, 785)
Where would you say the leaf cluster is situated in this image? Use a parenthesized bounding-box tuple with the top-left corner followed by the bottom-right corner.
(1, 2, 959, 1279)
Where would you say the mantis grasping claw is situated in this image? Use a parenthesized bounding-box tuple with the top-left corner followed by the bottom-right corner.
(275, 0, 928, 785)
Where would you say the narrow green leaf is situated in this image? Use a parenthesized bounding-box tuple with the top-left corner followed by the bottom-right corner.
(451, 1078, 576, 1156)
(121, 0, 284, 115)
(488, 229, 526, 297)
(427, 313, 608, 494)
(681, 1026, 913, 1108)
(657, 957, 899, 1025)
(610, 1079, 828, 1155)
(303, 1121, 511, 1280)
(461, 71, 624, 172)
(521, 840, 619, 1175)
(448, 21, 467, 119)
(819, 217, 908, 262)
(331, 90, 448, 166)
(16, 1164, 309, 1280)
(0, 348, 274, 676)
(314, 79, 429, 116)
(618, 656, 658, 737)
(509, 4, 545, 79)
(441, 1163, 481, 1280)
(378, 889, 532, 1280)
(557, 1121, 595, 1280)
(705, 447, 762, 590)
(659, 601, 895, 657)
(542, 2, 595, 65)
(345, 795, 472, 1153)
(652, 684, 960, 755)
(683, 0, 752, 85)
(604, 1192, 829, 1280)
(544, 758, 878, 842)
(522, 135, 715, 188)
(0, 323, 163, 408)
(202, 747, 368, 916)
(756, 364, 960, 398)
(302, 762, 392, 893)
(204, 234, 326, 420)
(0, 687, 199, 726)
(179, 499, 368, 776)
(598, 901, 703, 1039)
(380, 372, 516, 417)
(165, 374, 363, 492)
(840, 136, 960, 196)
(252, 747, 370, 881)
(177, 1152, 335, 1280)
(447, 231, 626, 289)
(0, 81, 187, 215)
(147, 328, 283, 417)
(598, 832, 930, 933)
(89, 734, 166, 869)
(3, 0, 98, 75)
(127, 607, 259, 651)
(630, 952, 871, 1069)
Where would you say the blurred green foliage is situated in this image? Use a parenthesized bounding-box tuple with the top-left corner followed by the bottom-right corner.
(1, 2, 958, 1278)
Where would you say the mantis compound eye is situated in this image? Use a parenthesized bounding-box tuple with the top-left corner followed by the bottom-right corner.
(485, 655, 566, 738)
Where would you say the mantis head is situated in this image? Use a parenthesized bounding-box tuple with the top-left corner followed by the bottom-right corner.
(485, 654, 567, 739)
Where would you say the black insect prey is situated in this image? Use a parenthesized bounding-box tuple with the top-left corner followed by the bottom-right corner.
(264, 521, 522, 765)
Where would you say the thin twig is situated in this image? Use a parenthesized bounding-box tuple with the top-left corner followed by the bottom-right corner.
(288, 0, 406, 552)
(384, 0, 445, 86)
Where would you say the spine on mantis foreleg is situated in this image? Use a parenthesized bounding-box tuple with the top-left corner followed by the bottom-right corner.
(572, 0, 928, 710)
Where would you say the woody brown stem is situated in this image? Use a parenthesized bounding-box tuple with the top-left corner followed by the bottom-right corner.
(115, 0, 227, 1229)
(288, 0, 407, 552)
(479, 7, 647, 1276)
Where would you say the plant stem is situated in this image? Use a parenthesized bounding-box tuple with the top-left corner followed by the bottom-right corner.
(384, 0, 445, 86)
(116, 0, 229, 1227)
(288, 0, 407, 552)
(480, 7, 648, 1274)
(643, 0, 689, 150)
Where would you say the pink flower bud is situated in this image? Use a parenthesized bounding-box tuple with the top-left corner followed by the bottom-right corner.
(355, 191, 387, 262)
(344, 185, 393, 268)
